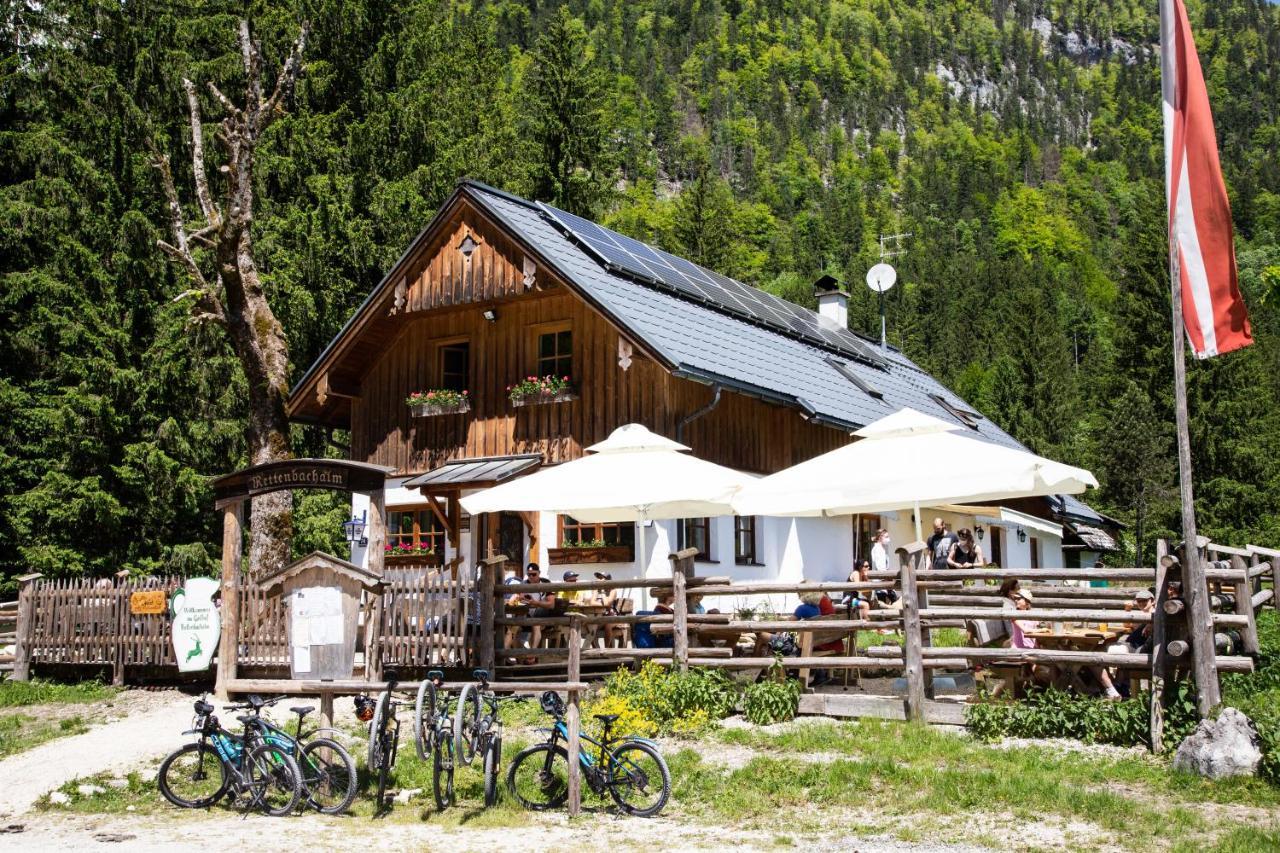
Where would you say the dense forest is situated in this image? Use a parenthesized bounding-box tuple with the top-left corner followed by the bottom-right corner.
(3, 0, 1279, 584)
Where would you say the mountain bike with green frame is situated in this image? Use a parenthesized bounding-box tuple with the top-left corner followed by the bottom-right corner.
(506, 691, 670, 817)
(227, 694, 358, 815)
(157, 697, 303, 816)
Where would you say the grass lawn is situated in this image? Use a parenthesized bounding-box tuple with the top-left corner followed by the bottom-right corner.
(0, 677, 118, 758)
(39, 707, 1280, 850)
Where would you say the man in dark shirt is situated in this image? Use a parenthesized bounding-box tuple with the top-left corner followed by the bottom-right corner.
(926, 517, 957, 571)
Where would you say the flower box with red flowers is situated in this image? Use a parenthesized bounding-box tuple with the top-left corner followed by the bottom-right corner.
(508, 375, 578, 407)
(384, 541, 443, 565)
(406, 389, 470, 417)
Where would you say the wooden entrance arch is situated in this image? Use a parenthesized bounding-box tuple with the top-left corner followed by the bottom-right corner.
(210, 459, 394, 697)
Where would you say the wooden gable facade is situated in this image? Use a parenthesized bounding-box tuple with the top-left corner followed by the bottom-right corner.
(288, 190, 851, 478)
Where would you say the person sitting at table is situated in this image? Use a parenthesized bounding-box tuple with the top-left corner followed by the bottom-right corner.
(947, 528, 984, 569)
(519, 563, 557, 656)
(796, 590, 842, 685)
(1110, 589, 1156, 654)
(842, 560, 873, 621)
(590, 572, 623, 647)
(633, 590, 676, 649)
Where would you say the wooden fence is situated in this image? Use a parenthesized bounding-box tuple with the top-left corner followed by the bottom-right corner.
(9, 566, 472, 684)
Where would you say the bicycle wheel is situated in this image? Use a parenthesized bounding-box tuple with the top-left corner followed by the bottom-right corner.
(299, 738, 357, 815)
(506, 743, 570, 810)
(606, 740, 671, 817)
(376, 731, 391, 811)
(414, 680, 438, 760)
(244, 744, 303, 816)
(453, 684, 481, 767)
(432, 727, 455, 810)
(157, 742, 229, 809)
(482, 734, 501, 807)
(367, 689, 388, 772)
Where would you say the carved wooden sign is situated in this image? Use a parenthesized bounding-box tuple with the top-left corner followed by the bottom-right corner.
(212, 459, 395, 506)
(129, 589, 167, 615)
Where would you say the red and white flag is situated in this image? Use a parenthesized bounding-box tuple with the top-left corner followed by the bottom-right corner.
(1161, 0, 1252, 358)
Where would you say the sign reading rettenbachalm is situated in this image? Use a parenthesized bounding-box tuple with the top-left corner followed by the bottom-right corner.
(211, 459, 395, 505)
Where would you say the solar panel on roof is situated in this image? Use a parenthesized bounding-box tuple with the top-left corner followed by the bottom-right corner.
(537, 203, 886, 367)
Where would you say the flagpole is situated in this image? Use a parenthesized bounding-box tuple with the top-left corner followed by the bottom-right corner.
(1169, 243, 1222, 717)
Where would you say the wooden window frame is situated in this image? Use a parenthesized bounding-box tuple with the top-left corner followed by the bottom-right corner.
(387, 506, 447, 553)
(679, 517, 714, 562)
(1029, 536, 1041, 569)
(734, 516, 761, 566)
(435, 336, 471, 393)
(556, 515, 636, 556)
(529, 320, 573, 380)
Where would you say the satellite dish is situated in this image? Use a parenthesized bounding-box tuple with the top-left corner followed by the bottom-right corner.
(866, 263, 897, 293)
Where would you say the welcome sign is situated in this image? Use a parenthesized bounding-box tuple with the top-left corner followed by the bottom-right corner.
(170, 577, 221, 672)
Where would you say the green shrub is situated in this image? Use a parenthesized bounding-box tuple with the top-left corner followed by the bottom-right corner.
(965, 686, 1198, 748)
(594, 662, 739, 737)
(1222, 611, 1280, 784)
(742, 665, 802, 725)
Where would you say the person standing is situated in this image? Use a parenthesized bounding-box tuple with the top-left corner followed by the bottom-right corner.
(947, 528, 984, 569)
(870, 529, 891, 573)
(927, 518, 957, 571)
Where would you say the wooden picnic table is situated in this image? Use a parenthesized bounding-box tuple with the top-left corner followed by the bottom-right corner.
(1024, 628, 1120, 651)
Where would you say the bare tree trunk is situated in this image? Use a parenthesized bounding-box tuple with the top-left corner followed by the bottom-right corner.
(151, 20, 309, 577)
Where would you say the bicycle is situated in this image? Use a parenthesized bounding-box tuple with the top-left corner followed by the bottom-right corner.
(413, 669, 457, 809)
(157, 697, 303, 816)
(355, 671, 406, 814)
(226, 694, 358, 814)
(506, 691, 671, 817)
(453, 668, 526, 806)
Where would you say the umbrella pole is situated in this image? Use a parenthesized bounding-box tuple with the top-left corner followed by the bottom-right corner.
(637, 507, 649, 611)
(914, 500, 923, 542)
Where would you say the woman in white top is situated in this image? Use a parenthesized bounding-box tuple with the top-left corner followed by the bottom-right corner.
(870, 529, 891, 572)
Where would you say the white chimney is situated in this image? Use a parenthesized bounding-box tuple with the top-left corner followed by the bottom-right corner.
(814, 275, 848, 328)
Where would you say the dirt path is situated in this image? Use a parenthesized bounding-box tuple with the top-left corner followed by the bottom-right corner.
(0, 691, 195, 818)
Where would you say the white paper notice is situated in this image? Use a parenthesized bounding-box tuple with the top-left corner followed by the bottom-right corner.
(293, 645, 312, 673)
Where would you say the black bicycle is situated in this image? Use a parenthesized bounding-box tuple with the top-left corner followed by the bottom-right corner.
(413, 669, 457, 809)
(157, 697, 303, 816)
(507, 691, 670, 817)
(355, 672, 407, 814)
(227, 694, 358, 814)
(453, 669, 525, 806)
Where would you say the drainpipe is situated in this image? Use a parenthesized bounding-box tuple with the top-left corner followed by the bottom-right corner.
(676, 384, 722, 444)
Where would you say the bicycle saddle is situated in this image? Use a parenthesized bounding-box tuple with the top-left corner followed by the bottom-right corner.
(426, 669, 444, 682)
(236, 714, 256, 725)
(290, 706, 314, 717)
(472, 668, 490, 682)
(593, 714, 620, 725)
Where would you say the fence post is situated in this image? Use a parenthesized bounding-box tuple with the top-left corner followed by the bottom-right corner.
(672, 570, 689, 673)
(1150, 539, 1170, 753)
(896, 541, 927, 722)
(215, 501, 244, 700)
(113, 570, 130, 687)
(478, 555, 505, 673)
(1230, 554, 1259, 656)
(1182, 535, 1221, 716)
(566, 613, 583, 818)
(12, 573, 43, 682)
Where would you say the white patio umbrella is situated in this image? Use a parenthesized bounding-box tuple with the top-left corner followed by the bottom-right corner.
(731, 407, 1098, 540)
(460, 424, 755, 581)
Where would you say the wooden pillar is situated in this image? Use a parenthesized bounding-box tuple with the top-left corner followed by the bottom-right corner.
(320, 691, 335, 732)
(566, 614, 583, 818)
(12, 573, 43, 682)
(1182, 536, 1220, 715)
(897, 541, 927, 722)
(215, 502, 243, 700)
(1150, 539, 1170, 753)
(518, 511, 540, 567)
(478, 555, 505, 673)
(484, 513, 499, 559)
(1231, 554, 1259, 655)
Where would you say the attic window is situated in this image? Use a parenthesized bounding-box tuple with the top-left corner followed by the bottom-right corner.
(458, 234, 479, 261)
(826, 357, 883, 400)
(930, 393, 981, 429)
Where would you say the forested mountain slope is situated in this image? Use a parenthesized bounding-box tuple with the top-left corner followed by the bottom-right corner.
(2, 0, 1278, 581)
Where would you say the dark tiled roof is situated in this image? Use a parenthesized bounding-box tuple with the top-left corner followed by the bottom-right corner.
(466, 181, 1026, 448)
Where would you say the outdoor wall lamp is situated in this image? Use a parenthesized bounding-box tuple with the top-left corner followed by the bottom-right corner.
(482, 308, 497, 322)
(975, 524, 985, 541)
(1016, 526, 1027, 544)
(343, 510, 368, 547)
